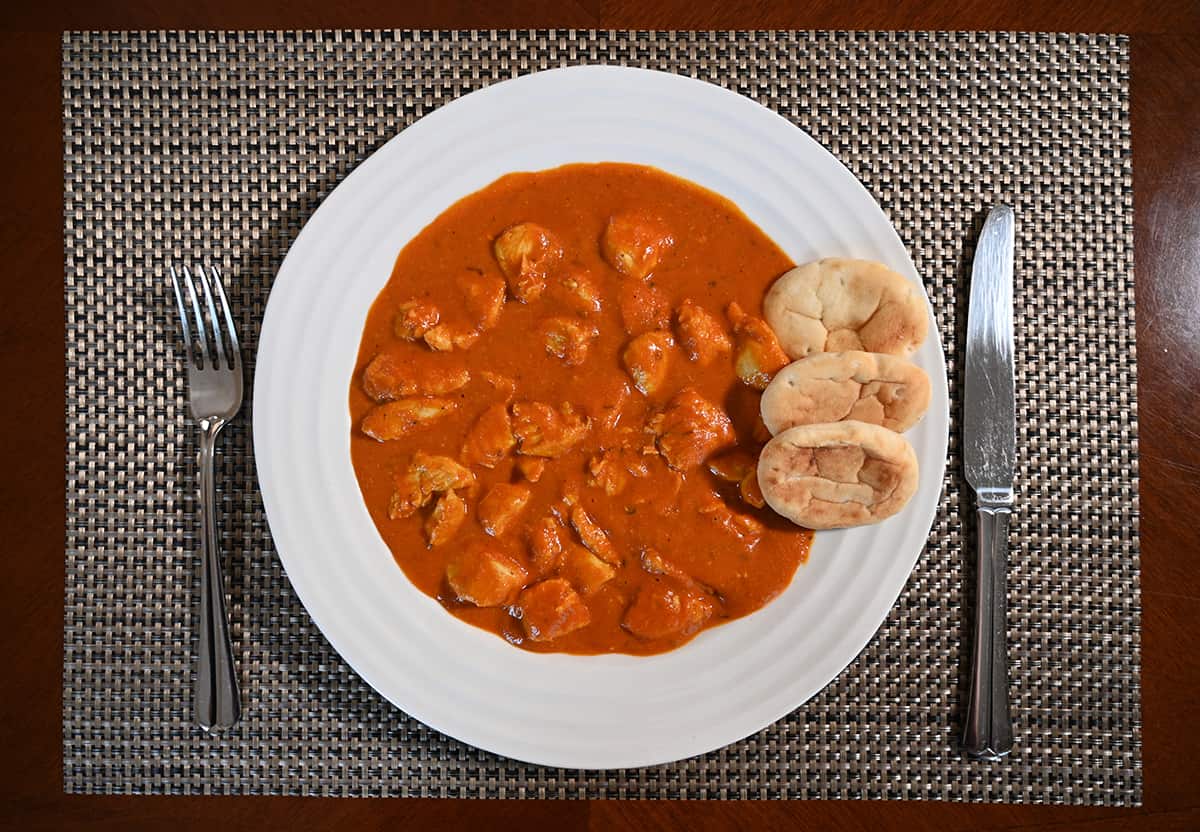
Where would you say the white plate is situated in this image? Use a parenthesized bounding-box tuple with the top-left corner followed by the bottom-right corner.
(254, 66, 949, 769)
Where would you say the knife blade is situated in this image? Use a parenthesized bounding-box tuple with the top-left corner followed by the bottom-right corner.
(961, 205, 1016, 761)
(964, 206, 1016, 497)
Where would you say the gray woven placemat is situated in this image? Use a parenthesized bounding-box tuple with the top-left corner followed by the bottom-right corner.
(62, 29, 1140, 802)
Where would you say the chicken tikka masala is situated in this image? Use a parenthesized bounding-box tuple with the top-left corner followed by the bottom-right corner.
(350, 162, 814, 655)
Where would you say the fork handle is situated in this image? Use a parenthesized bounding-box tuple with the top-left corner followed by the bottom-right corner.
(195, 421, 241, 732)
(963, 500, 1014, 760)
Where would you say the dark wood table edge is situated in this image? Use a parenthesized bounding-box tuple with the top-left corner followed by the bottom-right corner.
(1, 6, 1197, 831)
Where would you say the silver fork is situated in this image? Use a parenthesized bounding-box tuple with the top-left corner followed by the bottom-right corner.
(169, 263, 243, 733)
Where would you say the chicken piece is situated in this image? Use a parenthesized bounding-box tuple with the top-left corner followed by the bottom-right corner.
(639, 546, 673, 576)
(588, 450, 628, 497)
(707, 449, 765, 508)
(410, 451, 474, 493)
(727, 301, 790, 390)
(389, 451, 475, 519)
(515, 457, 546, 483)
(588, 446, 651, 496)
(445, 544, 528, 607)
(515, 578, 592, 641)
(394, 299, 440, 340)
(511, 401, 591, 457)
(601, 211, 675, 280)
(493, 222, 564, 303)
(698, 494, 764, 547)
(624, 462, 685, 515)
(550, 269, 603, 316)
(639, 547, 723, 599)
(588, 449, 630, 497)
(362, 352, 404, 401)
(741, 474, 766, 509)
(639, 547, 689, 583)
(527, 516, 566, 575)
(423, 323, 481, 352)
(622, 580, 714, 641)
(480, 371, 517, 400)
(423, 325, 454, 352)
(361, 397, 457, 442)
(562, 543, 617, 596)
(362, 353, 470, 401)
(424, 489, 468, 547)
(462, 402, 515, 468)
(649, 387, 735, 470)
(539, 316, 599, 367)
(676, 299, 732, 365)
(622, 331, 675, 397)
(569, 505, 621, 565)
(388, 489, 422, 520)
(618, 281, 672, 336)
(708, 449, 756, 483)
(594, 380, 632, 435)
(461, 271, 507, 330)
(478, 483, 531, 538)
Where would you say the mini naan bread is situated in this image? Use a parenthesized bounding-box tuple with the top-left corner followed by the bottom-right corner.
(760, 351, 931, 435)
(763, 258, 928, 358)
(757, 421, 919, 529)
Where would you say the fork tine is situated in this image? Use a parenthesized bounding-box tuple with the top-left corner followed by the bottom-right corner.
(196, 265, 229, 371)
(182, 266, 211, 369)
(169, 266, 194, 362)
(208, 265, 241, 367)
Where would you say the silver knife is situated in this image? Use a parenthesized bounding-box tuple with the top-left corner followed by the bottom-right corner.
(962, 205, 1016, 761)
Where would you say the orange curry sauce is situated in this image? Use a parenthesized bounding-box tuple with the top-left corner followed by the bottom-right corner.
(349, 163, 812, 655)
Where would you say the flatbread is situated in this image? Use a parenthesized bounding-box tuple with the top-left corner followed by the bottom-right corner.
(760, 351, 931, 434)
(757, 421, 919, 529)
(763, 258, 928, 358)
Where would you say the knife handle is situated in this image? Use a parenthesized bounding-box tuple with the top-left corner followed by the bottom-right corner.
(963, 499, 1014, 761)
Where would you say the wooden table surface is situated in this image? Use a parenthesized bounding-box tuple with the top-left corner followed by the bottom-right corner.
(2, 2, 1196, 830)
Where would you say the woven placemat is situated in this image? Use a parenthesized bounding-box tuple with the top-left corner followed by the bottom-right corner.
(62, 29, 1140, 802)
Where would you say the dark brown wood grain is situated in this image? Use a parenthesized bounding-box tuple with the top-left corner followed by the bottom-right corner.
(1, 3, 1197, 830)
